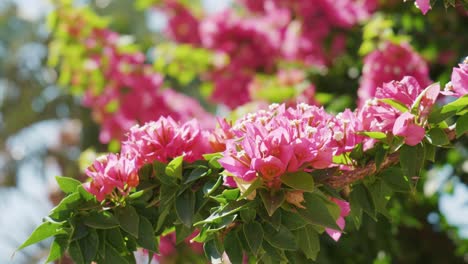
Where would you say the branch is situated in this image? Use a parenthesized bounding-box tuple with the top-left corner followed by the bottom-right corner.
(324, 128, 459, 189)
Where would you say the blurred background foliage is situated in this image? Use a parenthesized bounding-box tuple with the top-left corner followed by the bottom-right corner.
(0, 0, 467, 263)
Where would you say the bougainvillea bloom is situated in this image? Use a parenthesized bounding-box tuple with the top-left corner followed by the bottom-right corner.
(414, 0, 431, 15)
(83, 154, 139, 201)
(326, 198, 350, 241)
(121, 117, 212, 167)
(443, 59, 468, 98)
(392, 112, 426, 146)
(219, 103, 357, 188)
(358, 42, 431, 106)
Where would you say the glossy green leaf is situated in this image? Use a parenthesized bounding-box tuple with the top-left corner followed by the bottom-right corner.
(18, 221, 66, 250)
(50, 192, 81, 220)
(175, 190, 195, 227)
(46, 235, 68, 263)
(83, 211, 120, 230)
(379, 98, 409, 112)
(55, 176, 82, 194)
(358, 131, 388, 140)
(79, 229, 99, 263)
(280, 171, 314, 192)
(380, 167, 410, 192)
(243, 221, 263, 255)
(137, 216, 157, 251)
(456, 113, 468, 138)
(427, 127, 450, 146)
(115, 205, 140, 238)
(224, 231, 243, 264)
(185, 166, 209, 183)
(400, 144, 425, 178)
(296, 226, 320, 260)
(204, 239, 222, 264)
(297, 193, 340, 230)
(69, 240, 85, 264)
(350, 184, 375, 219)
(259, 189, 285, 217)
(263, 224, 298, 251)
(165, 155, 183, 179)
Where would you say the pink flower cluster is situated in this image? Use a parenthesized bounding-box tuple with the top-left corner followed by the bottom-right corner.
(200, 10, 282, 108)
(81, 28, 214, 143)
(241, 0, 377, 66)
(159, 0, 202, 45)
(84, 154, 139, 201)
(443, 58, 468, 98)
(359, 76, 440, 146)
(121, 116, 212, 167)
(84, 117, 213, 200)
(358, 42, 432, 106)
(218, 103, 361, 188)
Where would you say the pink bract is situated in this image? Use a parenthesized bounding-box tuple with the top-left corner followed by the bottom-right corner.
(358, 42, 431, 106)
(83, 154, 139, 201)
(326, 198, 350, 242)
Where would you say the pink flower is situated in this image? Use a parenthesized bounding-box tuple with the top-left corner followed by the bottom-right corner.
(392, 112, 425, 146)
(376, 76, 423, 107)
(219, 103, 342, 188)
(415, 0, 431, 15)
(443, 59, 468, 98)
(83, 154, 139, 201)
(121, 117, 212, 166)
(252, 156, 286, 187)
(358, 42, 431, 106)
(326, 198, 350, 241)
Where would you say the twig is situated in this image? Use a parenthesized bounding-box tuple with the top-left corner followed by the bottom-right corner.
(324, 128, 459, 189)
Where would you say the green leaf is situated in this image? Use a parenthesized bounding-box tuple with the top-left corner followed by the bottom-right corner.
(243, 221, 263, 255)
(240, 208, 256, 223)
(263, 224, 298, 251)
(297, 193, 340, 230)
(69, 240, 85, 264)
(203, 176, 223, 197)
(429, 95, 468, 123)
(358, 131, 388, 140)
(175, 190, 196, 227)
(137, 216, 157, 251)
(375, 144, 387, 170)
(222, 189, 240, 201)
(400, 144, 425, 178)
(368, 180, 392, 219)
(224, 231, 243, 264)
(185, 166, 209, 183)
(79, 229, 99, 263)
(379, 98, 409, 112)
(46, 235, 68, 263)
(380, 167, 410, 192)
(259, 190, 285, 216)
(237, 178, 263, 200)
(55, 176, 81, 194)
(115, 205, 140, 238)
(296, 226, 320, 260)
(281, 210, 307, 230)
(104, 241, 131, 264)
(424, 143, 436, 162)
(456, 113, 468, 138)
(50, 192, 81, 220)
(427, 127, 450, 146)
(18, 221, 66, 250)
(349, 184, 375, 219)
(165, 156, 184, 179)
(204, 239, 222, 264)
(280, 172, 314, 192)
(83, 211, 120, 229)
